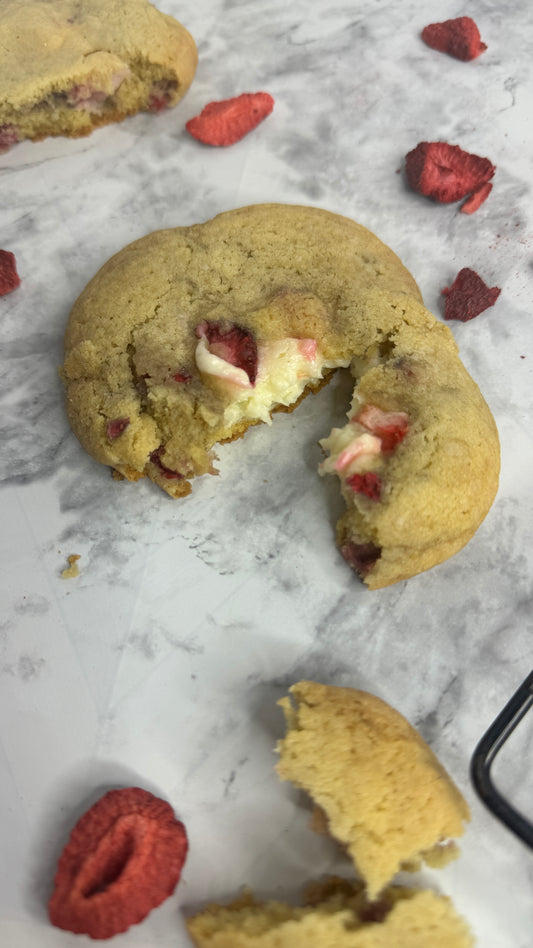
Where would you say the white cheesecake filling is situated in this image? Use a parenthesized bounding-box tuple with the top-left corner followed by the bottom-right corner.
(319, 424, 382, 479)
(195, 336, 350, 427)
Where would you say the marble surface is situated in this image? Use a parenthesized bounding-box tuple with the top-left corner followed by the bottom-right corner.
(1, 0, 533, 944)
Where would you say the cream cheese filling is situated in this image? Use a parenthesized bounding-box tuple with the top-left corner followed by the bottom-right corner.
(195, 336, 350, 427)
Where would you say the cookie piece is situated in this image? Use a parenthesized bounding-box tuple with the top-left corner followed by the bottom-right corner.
(0, 0, 197, 150)
(61, 204, 499, 588)
(186, 877, 474, 947)
(276, 682, 470, 900)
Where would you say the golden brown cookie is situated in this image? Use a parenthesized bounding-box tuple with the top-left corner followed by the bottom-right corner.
(276, 682, 470, 900)
(61, 204, 499, 588)
(186, 877, 474, 947)
(0, 0, 197, 150)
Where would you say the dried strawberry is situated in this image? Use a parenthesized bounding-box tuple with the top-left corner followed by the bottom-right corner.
(355, 405, 409, 453)
(422, 17, 487, 61)
(442, 268, 501, 321)
(106, 418, 129, 440)
(196, 320, 258, 384)
(341, 539, 381, 577)
(346, 472, 382, 501)
(0, 249, 21, 295)
(172, 369, 193, 383)
(186, 92, 274, 146)
(150, 447, 185, 479)
(460, 181, 492, 214)
(48, 787, 188, 940)
(405, 142, 495, 206)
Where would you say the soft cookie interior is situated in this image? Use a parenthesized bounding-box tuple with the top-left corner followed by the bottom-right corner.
(61, 204, 499, 588)
(276, 681, 471, 901)
(186, 877, 474, 947)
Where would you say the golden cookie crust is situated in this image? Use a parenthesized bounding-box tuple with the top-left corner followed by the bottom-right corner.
(0, 0, 197, 146)
(61, 203, 499, 588)
(276, 682, 471, 900)
(186, 878, 474, 947)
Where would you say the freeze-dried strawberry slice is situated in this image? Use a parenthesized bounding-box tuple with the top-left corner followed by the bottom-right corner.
(460, 181, 492, 214)
(186, 92, 274, 146)
(422, 17, 487, 61)
(106, 418, 130, 440)
(442, 268, 501, 321)
(0, 249, 21, 295)
(150, 447, 185, 479)
(346, 472, 382, 500)
(48, 787, 188, 940)
(355, 405, 409, 453)
(341, 539, 381, 577)
(196, 320, 258, 384)
(405, 142, 495, 205)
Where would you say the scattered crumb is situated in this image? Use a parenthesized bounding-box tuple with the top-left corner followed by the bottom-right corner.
(61, 554, 81, 579)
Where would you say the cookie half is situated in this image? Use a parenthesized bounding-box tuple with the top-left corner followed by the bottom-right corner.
(61, 204, 499, 588)
(276, 682, 470, 900)
(0, 0, 197, 150)
(186, 877, 474, 947)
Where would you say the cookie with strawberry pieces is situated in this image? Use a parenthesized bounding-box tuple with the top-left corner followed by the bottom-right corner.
(0, 0, 197, 151)
(61, 204, 499, 588)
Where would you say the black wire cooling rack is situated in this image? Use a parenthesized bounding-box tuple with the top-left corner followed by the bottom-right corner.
(471, 670, 533, 849)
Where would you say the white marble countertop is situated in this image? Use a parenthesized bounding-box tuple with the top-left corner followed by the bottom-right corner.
(1, 1, 533, 945)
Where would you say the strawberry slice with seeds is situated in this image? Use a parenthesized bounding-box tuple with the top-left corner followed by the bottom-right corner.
(48, 787, 188, 940)
(186, 92, 274, 146)
(405, 142, 495, 205)
(422, 17, 487, 61)
(346, 472, 382, 501)
(196, 320, 258, 384)
(0, 249, 21, 295)
(442, 268, 501, 321)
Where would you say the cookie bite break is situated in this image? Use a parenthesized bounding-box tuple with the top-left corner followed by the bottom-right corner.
(0, 0, 197, 151)
(187, 878, 474, 947)
(61, 204, 500, 589)
(276, 682, 470, 901)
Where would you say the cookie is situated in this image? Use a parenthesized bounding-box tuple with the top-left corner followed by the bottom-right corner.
(0, 0, 197, 151)
(276, 682, 470, 900)
(61, 204, 499, 588)
(186, 877, 474, 947)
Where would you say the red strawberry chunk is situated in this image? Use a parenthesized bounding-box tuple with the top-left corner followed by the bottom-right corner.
(341, 539, 381, 577)
(196, 320, 258, 384)
(0, 249, 21, 296)
(106, 417, 130, 440)
(422, 17, 487, 61)
(405, 142, 495, 205)
(48, 787, 188, 940)
(460, 181, 492, 214)
(150, 447, 185, 479)
(346, 472, 382, 501)
(172, 369, 193, 383)
(442, 268, 501, 321)
(355, 405, 409, 453)
(186, 92, 274, 146)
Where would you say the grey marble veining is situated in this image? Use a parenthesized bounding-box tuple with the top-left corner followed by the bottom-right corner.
(1, 0, 533, 945)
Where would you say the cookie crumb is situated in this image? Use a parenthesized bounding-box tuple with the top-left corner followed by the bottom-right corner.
(61, 555, 81, 579)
